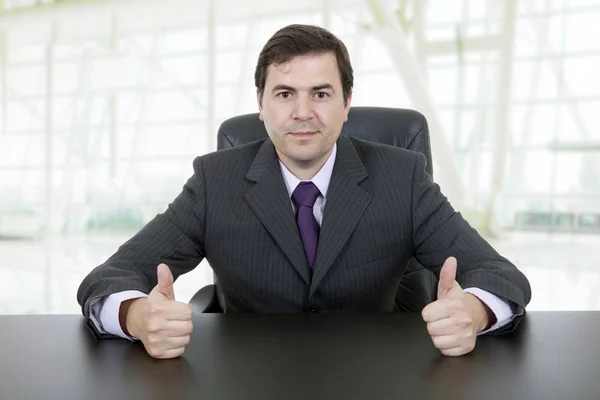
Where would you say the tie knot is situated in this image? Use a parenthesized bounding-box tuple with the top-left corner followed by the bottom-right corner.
(292, 181, 321, 208)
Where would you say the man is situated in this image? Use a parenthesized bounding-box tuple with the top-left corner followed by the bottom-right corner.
(78, 24, 531, 360)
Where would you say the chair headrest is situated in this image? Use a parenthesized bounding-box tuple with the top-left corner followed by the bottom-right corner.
(216, 106, 433, 176)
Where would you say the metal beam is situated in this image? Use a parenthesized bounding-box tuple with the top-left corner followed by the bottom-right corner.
(487, 0, 517, 236)
(207, 0, 216, 150)
(0, 29, 6, 136)
(109, 12, 117, 179)
(411, 0, 427, 75)
(322, 0, 331, 30)
(44, 23, 56, 236)
(423, 35, 504, 55)
(232, 8, 254, 117)
(119, 30, 161, 201)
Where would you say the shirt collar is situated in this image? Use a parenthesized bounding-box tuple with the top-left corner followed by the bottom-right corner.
(278, 142, 337, 200)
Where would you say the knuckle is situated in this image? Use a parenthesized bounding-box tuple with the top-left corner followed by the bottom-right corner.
(187, 321, 194, 334)
(427, 324, 439, 336)
(421, 307, 432, 321)
(174, 347, 185, 357)
(147, 335, 163, 347)
(146, 346, 162, 358)
(146, 336, 157, 346)
(427, 325, 434, 335)
(443, 348, 461, 357)
(149, 304, 163, 316)
(146, 323, 160, 333)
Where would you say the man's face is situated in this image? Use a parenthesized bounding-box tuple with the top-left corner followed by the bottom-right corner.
(257, 52, 352, 167)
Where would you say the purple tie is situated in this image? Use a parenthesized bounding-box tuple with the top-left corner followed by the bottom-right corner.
(292, 182, 321, 270)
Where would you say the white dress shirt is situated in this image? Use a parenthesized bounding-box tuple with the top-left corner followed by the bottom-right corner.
(92, 143, 514, 339)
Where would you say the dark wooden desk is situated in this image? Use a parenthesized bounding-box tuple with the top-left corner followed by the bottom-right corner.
(0, 312, 599, 400)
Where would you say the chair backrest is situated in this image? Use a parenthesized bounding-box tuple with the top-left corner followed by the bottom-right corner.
(218, 107, 433, 177)
(216, 106, 437, 311)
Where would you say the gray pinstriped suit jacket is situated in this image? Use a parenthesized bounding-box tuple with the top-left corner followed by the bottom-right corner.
(78, 135, 531, 337)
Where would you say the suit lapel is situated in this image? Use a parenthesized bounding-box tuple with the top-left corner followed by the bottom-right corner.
(310, 136, 372, 295)
(244, 139, 311, 284)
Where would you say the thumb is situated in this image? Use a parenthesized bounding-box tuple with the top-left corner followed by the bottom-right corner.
(155, 263, 175, 301)
(437, 256, 460, 299)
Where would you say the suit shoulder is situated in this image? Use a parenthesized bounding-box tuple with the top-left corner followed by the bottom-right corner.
(191, 139, 266, 171)
(345, 136, 431, 183)
(348, 136, 423, 164)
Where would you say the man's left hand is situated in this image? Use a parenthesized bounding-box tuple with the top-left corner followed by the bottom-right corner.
(421, 256, 495, 356)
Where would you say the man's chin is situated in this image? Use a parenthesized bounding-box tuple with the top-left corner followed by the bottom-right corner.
(276, 141, 332, 165)
(288, 147, 334, 164)
(289, 153, 319, 164)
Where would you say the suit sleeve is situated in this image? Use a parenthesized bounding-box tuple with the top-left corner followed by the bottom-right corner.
(410, 153, 531, 334)
(77, 157, 207, 335)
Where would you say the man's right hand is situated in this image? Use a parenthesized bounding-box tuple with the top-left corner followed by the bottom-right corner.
(120, 263, 194, 359)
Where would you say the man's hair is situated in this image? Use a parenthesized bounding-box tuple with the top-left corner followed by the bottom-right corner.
(254, 24, 354, 105)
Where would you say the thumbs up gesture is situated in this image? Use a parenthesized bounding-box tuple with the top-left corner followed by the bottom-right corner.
(125, 264, 194, 359)
(421, 257, 493, 356)
(152, 262, 178, 301)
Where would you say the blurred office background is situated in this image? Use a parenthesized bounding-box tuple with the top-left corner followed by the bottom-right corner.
(0, 0, 598, 314)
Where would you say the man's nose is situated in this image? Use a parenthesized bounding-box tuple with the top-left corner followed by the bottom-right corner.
(292, 94, 315, 121)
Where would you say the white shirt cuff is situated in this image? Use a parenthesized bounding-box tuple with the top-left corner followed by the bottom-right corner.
(463, 287, 515, 335)
(92, 290, 148, 340)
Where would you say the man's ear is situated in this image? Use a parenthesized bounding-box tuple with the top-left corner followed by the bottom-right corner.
(343, 91, 353, 122)
(257, 90, 264, 121)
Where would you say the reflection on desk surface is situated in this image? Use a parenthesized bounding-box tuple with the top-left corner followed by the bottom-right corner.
(0, 313, 599, 400)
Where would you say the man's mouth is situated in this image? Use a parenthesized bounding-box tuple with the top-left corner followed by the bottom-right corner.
(290, 131, 317, 137)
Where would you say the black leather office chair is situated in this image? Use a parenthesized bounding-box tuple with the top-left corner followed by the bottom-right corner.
(189, 106, 438, 313)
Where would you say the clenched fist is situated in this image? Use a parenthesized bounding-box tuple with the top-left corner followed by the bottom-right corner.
(121, 263, 194, 359)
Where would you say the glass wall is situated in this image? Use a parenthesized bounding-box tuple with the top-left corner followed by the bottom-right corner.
(0, 0, 598, 313)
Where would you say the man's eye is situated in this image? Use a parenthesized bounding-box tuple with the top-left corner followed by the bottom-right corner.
(278, 92, 291, 98)
(316, 92, 329, 99)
